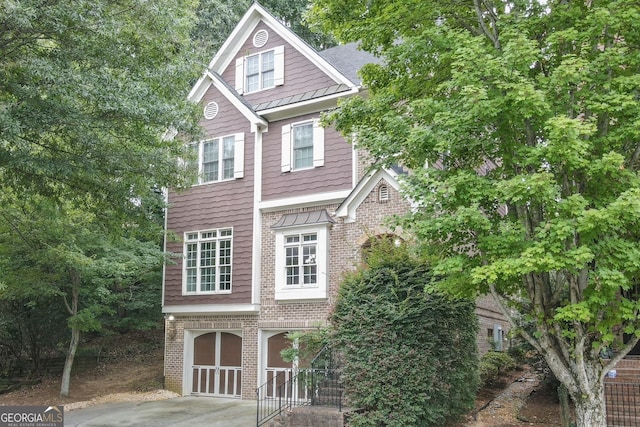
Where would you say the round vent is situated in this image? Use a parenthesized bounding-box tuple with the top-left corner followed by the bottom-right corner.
(203, 102, 219, 120)
(253, 29, 269, 48)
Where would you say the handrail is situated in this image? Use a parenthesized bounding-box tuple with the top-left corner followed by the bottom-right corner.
(256, 346, 345, 426)
(256, 369, 311, 426)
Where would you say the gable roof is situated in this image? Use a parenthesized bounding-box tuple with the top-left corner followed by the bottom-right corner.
(188, 70, 267, 130)
(208, 2, 354, 88)
(335, 168, 403, 223)
(187, 3, 381, 124)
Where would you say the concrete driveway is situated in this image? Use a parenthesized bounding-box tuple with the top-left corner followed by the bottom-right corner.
(64, 396, 256, 427)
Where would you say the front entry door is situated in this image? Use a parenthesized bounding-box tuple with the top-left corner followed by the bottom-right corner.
(192, 332, 242, 397)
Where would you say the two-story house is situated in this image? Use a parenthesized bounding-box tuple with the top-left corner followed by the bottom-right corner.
(162, 2, 509, 400)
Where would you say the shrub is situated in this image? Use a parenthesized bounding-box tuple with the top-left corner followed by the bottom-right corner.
(331, 240, 479, 427)
(479, 351, 518, 387)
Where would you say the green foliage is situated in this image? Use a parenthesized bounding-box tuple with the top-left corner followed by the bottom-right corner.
(0, 193, 166, 375)
(479, 352, 517, 387)
(0, 0, 202, 228)
(0, 0, 197, 385)
(332, 241, 479, 426)
(309, 0, 640, 417)
(280, 328, 329, 366)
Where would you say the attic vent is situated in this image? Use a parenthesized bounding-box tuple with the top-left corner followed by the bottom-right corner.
(253, 29, 269, 48)
(203, 101, 219, 120)
(378, 185, 389, 202)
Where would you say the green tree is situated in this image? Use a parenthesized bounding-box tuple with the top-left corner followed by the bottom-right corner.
(309, 1, 640, 425)
(332, 240, 478, 427)
(0, 193, 167, 397)
(0, 0, 201, 226)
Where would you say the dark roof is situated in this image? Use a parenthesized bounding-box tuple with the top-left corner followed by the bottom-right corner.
(271, 209, 336, 229)
(318, 42, 381, 84)
(254, 84, 351, 111)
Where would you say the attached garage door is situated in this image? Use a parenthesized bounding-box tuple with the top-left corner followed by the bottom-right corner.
(192, 332, 242, 397)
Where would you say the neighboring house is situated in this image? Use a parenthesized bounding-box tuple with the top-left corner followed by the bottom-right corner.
(162, 2, 509, 399)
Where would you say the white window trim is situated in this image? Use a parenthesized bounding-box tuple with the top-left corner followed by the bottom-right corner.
(193, 132, 244, 184)
(235, 45, 284, 94)
(183, 228, 233, 295)
(274, 225, 329, 301)
(281, 119, 324, 172)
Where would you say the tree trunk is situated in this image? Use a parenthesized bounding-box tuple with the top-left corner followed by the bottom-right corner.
(60, 269, 81, 398)
(572, 382, 607, 427)
(60, 326, 80, 397)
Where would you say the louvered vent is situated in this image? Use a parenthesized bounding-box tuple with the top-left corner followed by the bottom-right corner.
(203, 102, 219, 120)
(253, 29, 269, 48)
(378, 185, 390, 202)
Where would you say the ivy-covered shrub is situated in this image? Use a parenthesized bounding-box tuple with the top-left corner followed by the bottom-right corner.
(332, 240, 479, 427)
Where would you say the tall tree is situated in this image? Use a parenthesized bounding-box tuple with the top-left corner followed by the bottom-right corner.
(309, 0, 640, 425)
(0, 0, 203, 396)
(0, 193, 167, 397)
(0, 0, 202, 226)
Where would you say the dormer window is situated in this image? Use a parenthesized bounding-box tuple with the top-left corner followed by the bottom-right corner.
(235, 46, 284, 94)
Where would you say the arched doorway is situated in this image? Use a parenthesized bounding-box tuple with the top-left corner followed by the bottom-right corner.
(264, 332, 291, 398)
(192, 332, 242, 397)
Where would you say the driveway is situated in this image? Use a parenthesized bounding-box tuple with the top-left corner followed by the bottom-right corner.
(64, 396, 256, 427)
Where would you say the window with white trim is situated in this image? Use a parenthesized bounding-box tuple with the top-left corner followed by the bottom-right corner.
(285, 233, 317, 285)
(275, 225, 328, 301)
(235, 46, 284, 94)
(184, 228, 233, 294)
(281, 120, 324, 172)
(191, 133, 244, 184)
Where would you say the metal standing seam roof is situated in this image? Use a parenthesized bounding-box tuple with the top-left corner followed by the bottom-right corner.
(271, 209, 336, 229)
(254, 84, 352, 111)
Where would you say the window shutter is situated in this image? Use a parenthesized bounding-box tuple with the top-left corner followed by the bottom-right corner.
(312, 120, 324, 167)
(235, 57, 245, 94)
(274, 45, 285, 86)
(281, 124, 292, 172)
(233, 133, 245, 178)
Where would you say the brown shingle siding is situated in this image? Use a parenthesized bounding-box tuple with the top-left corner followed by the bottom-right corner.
(221, 22, 338, 106)
(262, 114, 353, 200)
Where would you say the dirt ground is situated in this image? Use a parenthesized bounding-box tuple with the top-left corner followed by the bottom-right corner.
(460, 368, 566, 427)
(0, 341, 566, 425)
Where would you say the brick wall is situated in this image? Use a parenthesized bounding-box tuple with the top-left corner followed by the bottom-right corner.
(475, 294, 511, 355)
(163, 314, 259, 399)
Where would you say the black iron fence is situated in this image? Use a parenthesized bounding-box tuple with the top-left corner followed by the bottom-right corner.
(256, 369, 310, 426)
(256, 346, 344, 426)
(606, 382, 640, 427)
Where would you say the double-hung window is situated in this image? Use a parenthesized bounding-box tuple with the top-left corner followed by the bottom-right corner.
(246, 50, 274, 92)
(184, 229, 233, 294)
(192, 133, 245, 184)
(281, 119, 324, 172)
(235, 46, 284, 94)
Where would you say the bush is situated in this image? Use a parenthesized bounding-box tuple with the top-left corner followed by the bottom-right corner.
(331, 240, 479, 427)
(479, 351, 518, 387)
